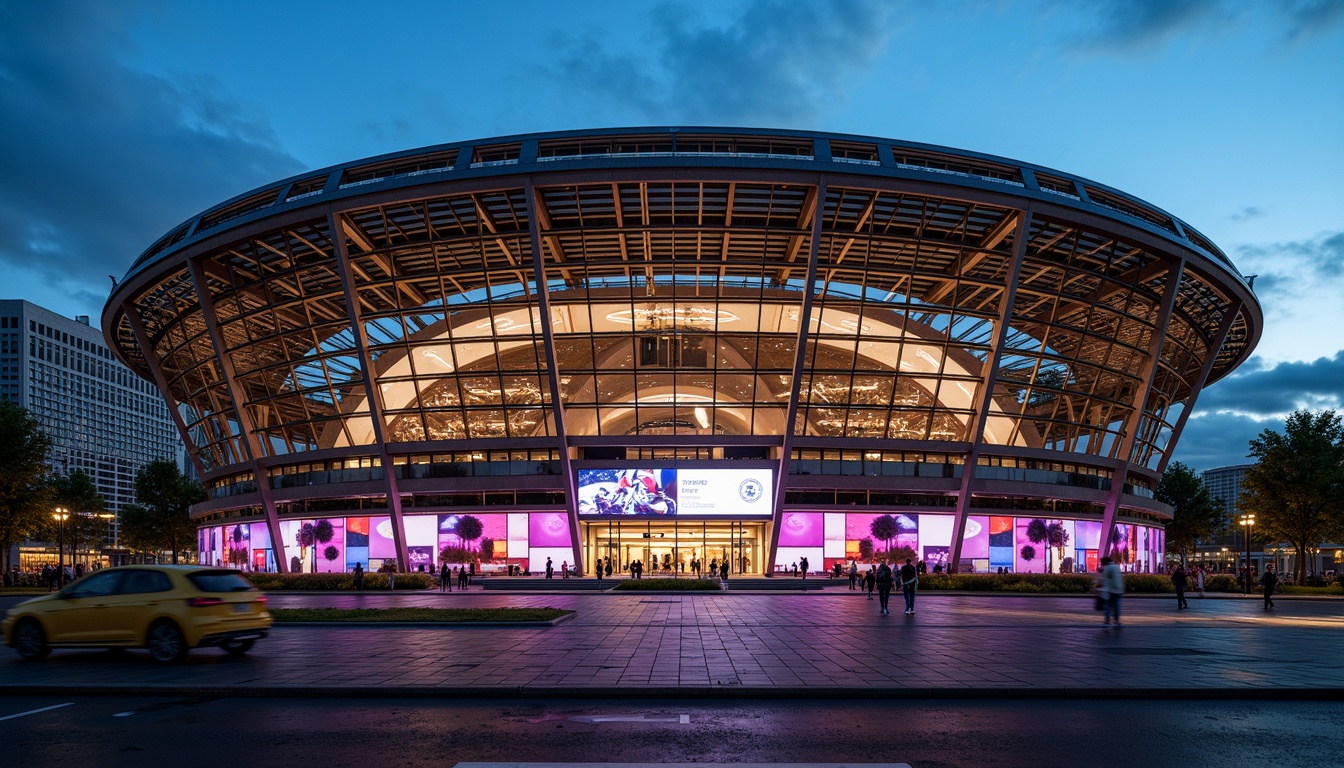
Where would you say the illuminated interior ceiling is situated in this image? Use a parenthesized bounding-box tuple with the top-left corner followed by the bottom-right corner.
(322, 297, 1032, 448)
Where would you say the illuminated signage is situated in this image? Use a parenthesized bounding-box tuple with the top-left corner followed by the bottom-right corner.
(577, 468, 773, 517)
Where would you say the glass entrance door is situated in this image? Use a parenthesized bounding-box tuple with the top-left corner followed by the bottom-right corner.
(584, 519, 766, 575)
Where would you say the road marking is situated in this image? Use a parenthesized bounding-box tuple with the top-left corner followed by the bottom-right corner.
(568, 714, 691, 724)
(0, 703, 73, 722)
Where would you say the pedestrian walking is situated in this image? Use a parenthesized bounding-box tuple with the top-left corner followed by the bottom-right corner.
(440, 562, 450, 593)
(1261, 564, 1278, 610)
(720, 560, 729, 581)
(386, 561, 397, 590)
(352, 561, 364, 590)
(1171, 563, 1188, 609)
(546, 557, 554, 579)
(900, 558, 919, 614)
(1196, 566, 1205, 598)
(875, 559, 894, 614)
(800, 556, 809, 580)
(864, 566, 875, 599)
(596, 562, 604, 586)
(562, 560, 570, 579)
(605, 558, 613, 578)
(1096, 556, 1124, 628)
(848, 560, 859, 590)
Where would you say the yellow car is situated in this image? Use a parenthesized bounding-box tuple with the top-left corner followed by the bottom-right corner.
(2, 565, 271, 663)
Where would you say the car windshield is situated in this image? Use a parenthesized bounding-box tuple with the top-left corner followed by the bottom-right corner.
(187, 570, 257, 593)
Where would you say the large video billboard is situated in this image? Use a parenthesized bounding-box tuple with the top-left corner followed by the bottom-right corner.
(577, 468, 773, 517)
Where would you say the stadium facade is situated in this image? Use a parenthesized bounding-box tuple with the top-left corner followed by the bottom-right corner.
(102, 128, 1260, 576)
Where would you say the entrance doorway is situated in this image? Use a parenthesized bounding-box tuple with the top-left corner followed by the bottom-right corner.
(583, 519, 767, 576)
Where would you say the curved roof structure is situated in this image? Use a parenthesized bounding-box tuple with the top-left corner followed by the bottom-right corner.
(104, 127, 1260, 575)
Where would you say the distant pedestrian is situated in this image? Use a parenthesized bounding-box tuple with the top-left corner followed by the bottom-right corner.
(440, 562, 450, 593)
(875, 560, 894, 615)
(546, 557, 554, 579)
(709, 558, 717, 578)
(1261, 565, 1278, 610)
(562, 560, 570, 579)
(800, 556, 809, 580)
(605, 559, 613, 578)
(1096, 556, 1124, 628)
(352, 561, 364, 590)
(1171, 564, 1188, 609)
(719, 560, 729, 581)
(864, 566, 875, 599)
(900, 558, 919, 614)
(386, 561, 397, 590)
(457, 565, 467, 589)
(1196, 567, 1205, 598)
(848, 560, 858, 590)
(596, 562, 604, 586)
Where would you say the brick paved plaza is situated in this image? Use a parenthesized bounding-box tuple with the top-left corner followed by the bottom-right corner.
(2, 590, 1341, 696)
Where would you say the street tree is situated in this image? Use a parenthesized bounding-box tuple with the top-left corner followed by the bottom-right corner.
(1157, 461, 1222, 567)
(1240, 409, 1344, 585)
(132, 459, 206, 564)
(0, 400, 53, 577)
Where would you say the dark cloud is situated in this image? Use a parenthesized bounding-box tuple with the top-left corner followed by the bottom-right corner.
(1234, 230, 1344, 299)
(1199, 352, 1344, 415)
(1059, 0, 1344, 52)
(547, 0, 896, 125)
(1170, 409, 1277, 470)
(0, 1, 302, 315)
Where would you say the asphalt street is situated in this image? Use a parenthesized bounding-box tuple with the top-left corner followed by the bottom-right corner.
(2, 694, 1342, 768)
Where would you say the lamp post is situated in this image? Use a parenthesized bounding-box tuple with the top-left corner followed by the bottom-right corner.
(51, 507, 69, 588)
(1239, 513, 1256, 595)
(97, 513, 115, 568)
(1220, 547, 1228, 573)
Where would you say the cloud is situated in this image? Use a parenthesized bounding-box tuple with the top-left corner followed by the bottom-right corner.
(0, 1, 302, 314)
(1229, 205, 1264, 222)
(1200, 352, 1344, 415)
(1170, 409, 1276, 470)
(1233, 230, 1344, 299)
(1057, 0, 1344, 53)
(547, 0, 897, 125)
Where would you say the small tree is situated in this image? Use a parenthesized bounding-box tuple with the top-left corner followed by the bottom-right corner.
(0, 400, 53, 577)
(858, 537, 875, 562)
(1240, 409, 1344, 585)
(455, 514, 484, 550)
(51, 470, 110, 563)
(1158, 461, 1222, 567)
(870, 515, 897, 557)
(133, 459, 206, 564)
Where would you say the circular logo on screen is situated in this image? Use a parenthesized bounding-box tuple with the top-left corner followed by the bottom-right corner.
(738, 478, 765, 504)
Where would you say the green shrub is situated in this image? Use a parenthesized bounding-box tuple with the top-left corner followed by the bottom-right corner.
(612, 578, 721, 591)
(245, 572, 434, 591)
(1123, 574, 1174, 593)
(1203, 574, 1241, 592)
(1279, 583, 1344, 596)
(916, 573, 1094, 593)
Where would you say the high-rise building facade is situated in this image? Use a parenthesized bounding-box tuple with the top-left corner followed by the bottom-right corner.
(0, 300, 183, 550)
(1201, 464, 1252, 525)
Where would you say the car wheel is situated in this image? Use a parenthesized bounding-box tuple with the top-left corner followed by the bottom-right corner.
(221, 639, 255, 656)
(146, 621, 187, 664)
(13, 620, 50, 660)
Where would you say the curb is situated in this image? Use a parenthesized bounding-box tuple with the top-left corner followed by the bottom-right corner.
(273, 612, 575, 628)
(0, 683, 1340, 701)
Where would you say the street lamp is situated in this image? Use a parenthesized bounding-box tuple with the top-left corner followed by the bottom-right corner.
(51, 507, 69, 588)
(96, 513, 116, 568)
(1239, 513, 1256, 595)
(1220, 547, 1229, 572)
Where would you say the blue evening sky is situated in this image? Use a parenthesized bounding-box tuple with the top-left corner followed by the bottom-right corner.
(2, 0, 1342, 471)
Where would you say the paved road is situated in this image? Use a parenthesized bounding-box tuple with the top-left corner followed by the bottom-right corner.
(3, 695, 1342, 768)
(3, 591, 1340, 695)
